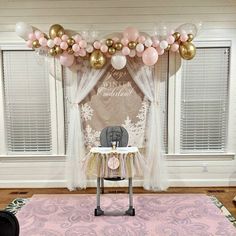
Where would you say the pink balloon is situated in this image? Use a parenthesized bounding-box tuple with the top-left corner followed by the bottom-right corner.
(180, 34, 188, 42)
(35, 30, 43, 40)
(61, 34, 69, 41)
(157, 47, 165, 55)
(152, 37, 160, 47)
(171, 43, 179, 52)
(138, 35, 146, 43)
(54, 37, 62, 45)
(123, 27, 139, 41)
(28, 32, 36, 40)
(142, 47, 158, 66)
(93, 41, 101, 49)
(73, 34, 82, 43)
(26, 40, 33, 48)
(122, 46, 130, 56)
(72, 44, 80, 52)
(121, 38, 129, 46)
(112, 37, 119, 43)
(39, 37, 47, 47)
(60, 42, 68, 50)
(100, 44, 108, 53)
(59, 52, 74, 67)
(78, 49, 86, 57)
(167, 35, 175, 45)
(137, 51, 143, 57)
(79, 40, 87, 48)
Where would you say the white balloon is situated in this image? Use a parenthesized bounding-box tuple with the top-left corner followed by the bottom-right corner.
(111, 55, 127, 70)
(47, 39, 55, 48)
(15, 22, 33, 40)
(160, 40, 168, 49)
(144, 38, 153, 47)
(136, 43, 144, 52)
(176, 23, 198, 37)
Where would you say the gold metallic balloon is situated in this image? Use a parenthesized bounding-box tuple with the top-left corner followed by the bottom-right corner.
(106, 38, 114, 47)
(55, 45, 63, 55)
(187, 33, 194, 42)
(49, 24, 65, 39)
(32, 40, 40, 48)
(67, 47, 74, 55)
(114, 42, 123, 50)
(90, 50, 106, 69)
(179, 42, 196, 60)
(165, 44, 171, 51)
(173, 32, 181, 41)
(128, 41, 136, 49)
(49, 48, 57, 56)
(67, 38, 75, 46)
(108, 47, 116, 55)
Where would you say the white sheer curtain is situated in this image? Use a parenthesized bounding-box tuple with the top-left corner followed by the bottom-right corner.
(127, 58, 169, 191)
(65, 65, 108, 190)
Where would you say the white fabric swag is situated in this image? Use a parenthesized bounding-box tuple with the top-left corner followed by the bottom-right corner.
(127, 58, 169, 191)
(66, 64, 109, 190)
(66, 59, 168, 191)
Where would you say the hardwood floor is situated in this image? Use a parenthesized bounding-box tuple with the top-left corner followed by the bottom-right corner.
(1, 187, 236, 217)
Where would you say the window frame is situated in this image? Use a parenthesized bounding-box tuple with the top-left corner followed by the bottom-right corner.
(167, 39, 235, 160)
(0, 43, 65, 158)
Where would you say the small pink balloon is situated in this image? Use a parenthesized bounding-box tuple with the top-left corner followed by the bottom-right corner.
(168, 29, 175, 36)
(142, 47, 158, 66)
(28, 33, 36, 40)
(72, 44, 80, 52)
(60, 42, 68, 50)
(100, 44, 108, 53)
(123, 27, 139, 41)
(26, 40, 33, 48)
(167, 35, 175, 45)
(157, 47, 165, 55)
(78, 49, 86, 57)
(171, 43, 179, 52)
(93, 41, 101, 49)
(121, 38, 129, 46)
(39, 37, 47, 47)
(152, 38, 160, 47)
(54, 37, 62, 45)
(138, 35, 146, 43)
(122, 46, 130, 56)
(137, 51, 143, 57)
(73, 34, 82, 43)
(180, 34, 188, 42)
(61, 34, 69, 41)
(79, 40, 87, 48)
(35, 30, 43, 40)
(112, 37, 119, 43)
(59, 52, 74, 67)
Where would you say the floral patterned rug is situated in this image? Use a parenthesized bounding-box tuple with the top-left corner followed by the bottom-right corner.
(5, 194, 236, 236)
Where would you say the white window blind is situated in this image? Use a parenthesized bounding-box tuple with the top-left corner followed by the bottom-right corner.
(3, 50, 52, 154)
(180, 47, 230, 153)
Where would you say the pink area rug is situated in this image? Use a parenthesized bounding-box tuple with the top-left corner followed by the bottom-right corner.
(16, 194, 236, 236)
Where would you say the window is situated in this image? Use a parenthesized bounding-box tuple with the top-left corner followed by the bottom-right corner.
(180, 47, 230, 153)
(2, 50, 52, 154)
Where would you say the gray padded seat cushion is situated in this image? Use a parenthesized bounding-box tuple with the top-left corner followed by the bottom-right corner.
(100, 126, 128, 147)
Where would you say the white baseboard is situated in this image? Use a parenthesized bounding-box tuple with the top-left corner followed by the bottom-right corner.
(0, 178, 236, 188)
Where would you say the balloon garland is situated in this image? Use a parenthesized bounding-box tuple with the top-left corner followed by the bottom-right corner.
(15, 22, 197, 70)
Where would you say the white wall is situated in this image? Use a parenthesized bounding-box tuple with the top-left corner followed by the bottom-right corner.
(1, 0, 236, 188)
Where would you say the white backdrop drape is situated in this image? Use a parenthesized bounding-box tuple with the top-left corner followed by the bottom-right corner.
(127, 58, 169, 191)
(66, 65, 109, 190)
(65, 58, 168, 191)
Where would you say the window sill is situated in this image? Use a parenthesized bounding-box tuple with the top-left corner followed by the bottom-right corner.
(165, 153, 235, 161)
(0, 155, 66, 162)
